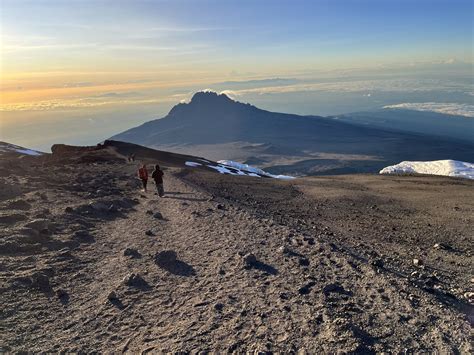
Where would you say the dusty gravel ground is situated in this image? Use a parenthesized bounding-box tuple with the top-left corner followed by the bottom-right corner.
(0, 156, 473, 353)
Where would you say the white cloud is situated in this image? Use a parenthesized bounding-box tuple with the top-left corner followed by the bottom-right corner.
(383, 102, 474, 118)
(216, 78, 472, 97)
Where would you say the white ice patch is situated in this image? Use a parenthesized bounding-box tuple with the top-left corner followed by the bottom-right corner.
(185, 161, 202, 167)
(0, 142, 43, 156)
(206, 165, 240, 175)
(15, 149, 43, 156)
(218, 160, 267, 175)
(218, 160, 295, 180)
(380, 160, 474, 180)
(185, 158, 295, 179)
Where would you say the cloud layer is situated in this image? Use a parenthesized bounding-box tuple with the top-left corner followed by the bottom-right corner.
(383, 102, 474, 118)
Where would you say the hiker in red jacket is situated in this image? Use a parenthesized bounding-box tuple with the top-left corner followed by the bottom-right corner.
(152, 164, 165, 197)
(138, 164, 148, 192)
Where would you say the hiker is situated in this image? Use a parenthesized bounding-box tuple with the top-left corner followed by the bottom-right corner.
(138, 164, 148, 192)
(152, 164, 165, 197)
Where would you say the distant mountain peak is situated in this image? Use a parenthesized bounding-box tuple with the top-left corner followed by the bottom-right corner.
(190, 90, 235, 104)
(168, 90, 253, 118)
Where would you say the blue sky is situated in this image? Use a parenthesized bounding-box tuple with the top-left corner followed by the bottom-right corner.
(1, 0, 473, 149)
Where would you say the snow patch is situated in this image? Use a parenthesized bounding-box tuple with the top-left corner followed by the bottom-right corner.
(184, 159, 294, 179)
(380, 160, 474, 180)
(218, 160, 295, 180)
(0, 142, 43, 156)
(15, 149, 43, 156)
(185, 161, 202, 167)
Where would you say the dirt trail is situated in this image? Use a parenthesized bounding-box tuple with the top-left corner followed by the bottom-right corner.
(1, 164, 472, 352)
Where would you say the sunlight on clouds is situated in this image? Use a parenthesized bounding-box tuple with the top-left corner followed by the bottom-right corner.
(384, 102, 474, 118)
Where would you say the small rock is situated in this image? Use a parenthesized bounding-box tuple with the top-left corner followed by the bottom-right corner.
(214, 303, 224, 312)
(413, 259, 423, 267)
(65, 206, 74, 213)
(31, 272, 51, 291)
(278, 246, 292, 255)
(122, 273, 148, 288)
(56, 289, 68, 299)
(323, 282, 351, 296)
(299, 258, 310, 267)
(298, 281, 316, 295)
(408, 293, 419, 306)
(107, 291, 117, 301)
(216, 204, 225, 210)
(155, 250, 177, 265)
(123, 248, 141, 258)
(464, 292, 474, 304)
(371, 259, 384, 268)
(72, 230, 94, 243)
(242, 253, 257, 268)
(24, 219, 52, 233)
(153, 212, 163, 219)
(145, 230, 154, 236)
(433, 243, 452, 251)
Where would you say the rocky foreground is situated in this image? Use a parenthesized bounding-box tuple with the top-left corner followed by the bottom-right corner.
(0, 145, 473, 353)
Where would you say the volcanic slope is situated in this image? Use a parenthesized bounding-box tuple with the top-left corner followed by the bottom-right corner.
(111, 91, 474, 175)
(0, 143, 472, 353)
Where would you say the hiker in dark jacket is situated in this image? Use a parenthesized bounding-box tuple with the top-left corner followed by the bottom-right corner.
(152, 164, 165, 197)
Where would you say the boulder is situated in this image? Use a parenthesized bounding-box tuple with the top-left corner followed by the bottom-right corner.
(89, 201, 109, 212)
(24, 219, 53, 233)
(155, 250, 177, 265)
(122, 273, 148, 288)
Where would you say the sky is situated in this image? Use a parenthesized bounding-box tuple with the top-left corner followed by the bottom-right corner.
(1, 0, 473, 150)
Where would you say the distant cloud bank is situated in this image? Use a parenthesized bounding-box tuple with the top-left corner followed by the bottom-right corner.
(383, 102, 474, 118)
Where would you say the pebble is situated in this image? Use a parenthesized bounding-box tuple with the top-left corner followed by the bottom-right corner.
(298, 281, 316, 295)
(214, 303, 224, 312)
(371, 259, 384, 268)
(299, 258, 310, 267)
(56, 289, 68, 299)
(464, 292, 474, 304)
(413, 259, 423, 267)
(242, 253, 257, 268)
(123, 248, 141, 258)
